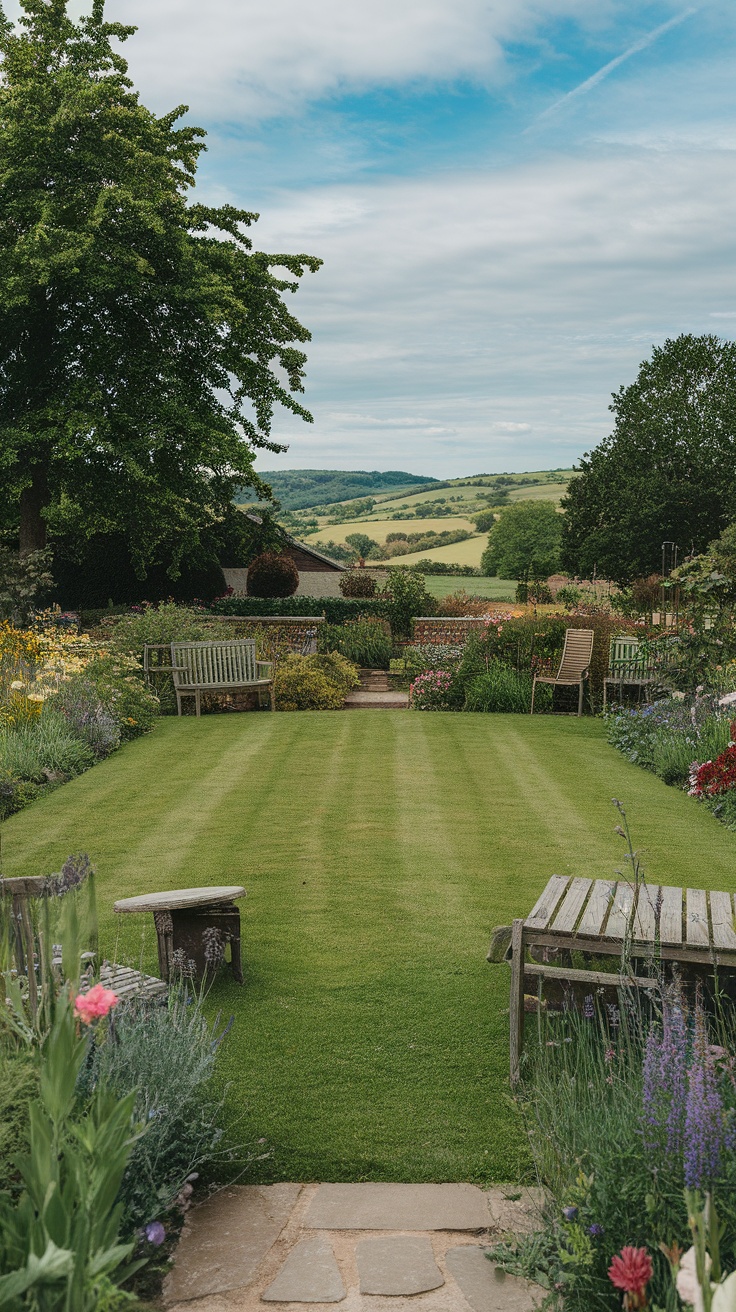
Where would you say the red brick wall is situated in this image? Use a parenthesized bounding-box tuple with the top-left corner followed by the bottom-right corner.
(411, 617, 488, 645)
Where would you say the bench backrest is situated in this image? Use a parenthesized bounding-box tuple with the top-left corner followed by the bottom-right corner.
(171, 639, 259, 688)
(608, 635, 654, 679)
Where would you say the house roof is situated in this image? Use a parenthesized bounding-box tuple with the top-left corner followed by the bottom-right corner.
(285, 537, 347, 570)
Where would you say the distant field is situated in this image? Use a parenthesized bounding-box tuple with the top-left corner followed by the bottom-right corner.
(382, 536, 486, 567)
(507, 482, 569, 504)
(421, 575, 517, 600)
(304, 516, 477, 546)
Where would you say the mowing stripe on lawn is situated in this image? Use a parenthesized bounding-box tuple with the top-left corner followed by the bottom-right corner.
(2, 711, 734, 1184)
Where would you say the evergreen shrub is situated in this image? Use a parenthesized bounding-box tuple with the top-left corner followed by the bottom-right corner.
(246, 552, 299, 598)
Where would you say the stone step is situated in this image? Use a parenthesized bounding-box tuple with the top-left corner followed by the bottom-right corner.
(343, 691, 409, 709)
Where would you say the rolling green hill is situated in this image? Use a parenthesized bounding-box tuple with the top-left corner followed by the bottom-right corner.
(247, 469, 439, 511)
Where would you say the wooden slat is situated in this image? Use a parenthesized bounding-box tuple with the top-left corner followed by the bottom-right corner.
(551, 878, 592, 934)
(524, 876, 569, 930)
(604, 882, 636, 940)
(633, 884, 660, 943)
(686, 887, 710, 948)
(524, 963, 658, 990)
(578, 879, 616, 936)
(658, 886, 683, 945)
(709, 891, 736, 953)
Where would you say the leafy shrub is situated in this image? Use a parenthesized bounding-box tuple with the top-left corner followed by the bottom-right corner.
(247, 552, 299, 598)
(209, 594, 392, 625)
(410, 670, 453, 710)
(318, 619, 392, 668)
(84, 989, 230, 1235)
(339, 570, 377, 598)
(0, 713, 95, 782)
(109, 600, 215, 652)
(274, 653, 359, 709)
(0, 546, 54, 624)
(382, 568, 435, 638)
(51, 679, 121, 757)
(77, 654, 159, 740)
(556, 584, 582, 609)
(515, 579, 553, 604)
(463, 663, 545, 713)
(405, 561, 481, 576)
(435, 589, 500, 616)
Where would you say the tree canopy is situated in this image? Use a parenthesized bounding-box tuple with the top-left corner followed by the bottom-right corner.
(561, 335, 736, 585)
(0, 0, 321, 573)
(480, 500, 562, 579)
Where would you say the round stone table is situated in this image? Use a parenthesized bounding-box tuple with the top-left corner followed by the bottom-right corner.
(114, 885, 246, 984)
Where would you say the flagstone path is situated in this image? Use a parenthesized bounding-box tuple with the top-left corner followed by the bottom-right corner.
(163, 1183, 545, 1311)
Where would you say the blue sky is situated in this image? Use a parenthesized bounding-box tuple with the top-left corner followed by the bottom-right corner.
(18, 0, 736, 476)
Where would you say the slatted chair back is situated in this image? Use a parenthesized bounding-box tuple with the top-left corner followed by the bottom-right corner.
(171, 639, 258, 689)
(555, 628, 594, 682)
(609, 635, 649, 680)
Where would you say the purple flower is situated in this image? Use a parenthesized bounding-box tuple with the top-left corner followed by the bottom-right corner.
(684, 1056, 723, 1190)
(588, 1224, 605, 1238)
(562, 1206, 578, 1222)
(583, 994, 595, 1020)
(145, 1221, 166, 1247)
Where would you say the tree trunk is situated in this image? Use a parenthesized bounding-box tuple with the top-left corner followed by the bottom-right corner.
(19, 466, 50, 554)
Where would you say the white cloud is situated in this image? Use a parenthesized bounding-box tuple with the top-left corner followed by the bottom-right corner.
(48, 0, 619, 118)
(248, 149, 736, 474)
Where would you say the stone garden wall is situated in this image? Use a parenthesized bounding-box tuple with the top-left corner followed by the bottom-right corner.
(412, 617, 489, 645)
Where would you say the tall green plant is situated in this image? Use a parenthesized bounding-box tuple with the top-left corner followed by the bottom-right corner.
(0, 995, 145, 1310)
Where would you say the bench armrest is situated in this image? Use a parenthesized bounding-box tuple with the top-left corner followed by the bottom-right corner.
(256, 661, 273, 677)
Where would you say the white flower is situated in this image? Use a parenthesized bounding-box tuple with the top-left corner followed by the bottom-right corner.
(10, 680, 24, 691)
(713, 1271, 736, 1312)
(677, 1247, 710, 1312)
(718, 691, 736, 706)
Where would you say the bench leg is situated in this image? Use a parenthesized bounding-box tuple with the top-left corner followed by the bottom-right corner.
(230, 927, 244, 983)
(195, 690, 201, 718)
(530, 678, 536, 716)
(509, 918, 526, 1085)
(270, 683, 275, 712)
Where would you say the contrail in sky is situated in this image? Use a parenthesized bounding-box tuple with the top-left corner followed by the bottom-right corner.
(530, 8, 698, 126)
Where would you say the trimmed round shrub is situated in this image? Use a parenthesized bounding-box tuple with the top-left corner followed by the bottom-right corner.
(274, 653, 359, 710)
(339, 570, 377, 598)
(247, 552, 299, 598)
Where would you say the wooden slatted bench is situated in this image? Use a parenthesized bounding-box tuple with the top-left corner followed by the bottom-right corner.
(504, 875, 736, 1081)
(170, 639, 274, 716)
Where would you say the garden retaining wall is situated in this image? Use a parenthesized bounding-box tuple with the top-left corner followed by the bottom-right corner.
(412, 617, 489, 645)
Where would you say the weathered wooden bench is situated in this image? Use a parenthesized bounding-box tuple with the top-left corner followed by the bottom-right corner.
(170, 639, 274, 716)
(602, 636, 658, 710)
(504, 875, 736, 1081)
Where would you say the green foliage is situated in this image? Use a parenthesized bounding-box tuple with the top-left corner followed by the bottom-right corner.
(0, 997, 143, 1310)
(246, 552, 299, 599)
(74, 655, 160, 740)
(463, 664, 546, 713)
(556, 585, 583, 609)
(318, 620, 392, 669)
(0, 713, 95, 784)
(344, 533, 378, 559)
(274, 653, 359, 709)
(0, 0, 320, 558)
(254, 470, 437, 511)
(109, 601, 214, 652)
(82, 989, 228, 1234)
(338, 570, 377, 599)
(605, 696, 733, 787)
(383, 569, 435, 637)
(0, 1052, 37, 1197)
(561, 335, 736, 584)
(471, 508, 497, 533)
(481, 501, 562, 579)
(0, 548, 54, 624)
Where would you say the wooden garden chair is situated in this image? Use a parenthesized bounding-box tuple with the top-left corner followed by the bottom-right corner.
(530, 627, 594, 717)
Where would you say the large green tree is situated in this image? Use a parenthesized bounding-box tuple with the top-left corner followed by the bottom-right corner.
(0, 0, 320, 570)
(561, 335, 736, 584)
(480, 500, 561, 579)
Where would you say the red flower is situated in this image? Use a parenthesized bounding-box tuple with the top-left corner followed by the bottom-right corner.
(608, 1247, 652, 1309)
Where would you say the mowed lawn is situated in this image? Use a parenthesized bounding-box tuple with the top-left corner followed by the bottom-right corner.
(3, 712, 736, 1184)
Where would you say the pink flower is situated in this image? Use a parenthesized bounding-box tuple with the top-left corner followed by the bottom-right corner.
(608, 1247, 652, 1309)
(74, 983, 119, 1025)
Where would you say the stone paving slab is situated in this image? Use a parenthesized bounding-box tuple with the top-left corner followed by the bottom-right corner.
(486, 1186, 547, 1236)
(164, 1184, 301, 1304)
(343, 692, 409, 708)
(261, 1237, 345, 1303)
(445, 1245, 542, 1312)
(356, 1237, 444, 1295)
(304, 1184, 489, 1231)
